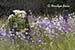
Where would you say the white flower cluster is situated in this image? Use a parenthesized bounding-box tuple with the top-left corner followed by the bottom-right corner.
(8, 14, 14, 20)
(13, 10, 26, 15)
(8, 10, 27, 20)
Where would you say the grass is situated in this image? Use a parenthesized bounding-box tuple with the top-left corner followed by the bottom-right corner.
(0, 33, 75, 50)
(0, 17, 7, 28)
(0, 17, 75, 50)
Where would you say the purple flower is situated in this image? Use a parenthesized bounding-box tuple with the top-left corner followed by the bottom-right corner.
(16, 32, 20, 35)
(0, 28, 6, 36)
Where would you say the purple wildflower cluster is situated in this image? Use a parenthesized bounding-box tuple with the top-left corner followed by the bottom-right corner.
(31, 15, 75, 33)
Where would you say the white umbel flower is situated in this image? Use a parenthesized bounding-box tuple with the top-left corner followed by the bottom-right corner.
(8, 14, 14, 20)
(13, 10, 27, 18)
(13, 10, 26, 15)
(20, 10, 27, 14)
(13, 10, 21, 15)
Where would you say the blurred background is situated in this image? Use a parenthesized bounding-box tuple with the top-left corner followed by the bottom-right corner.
(0, 0, 75, 17)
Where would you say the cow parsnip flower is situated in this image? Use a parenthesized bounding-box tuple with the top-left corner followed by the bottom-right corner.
(8, 14, 14, 20)
(13, 10, 21, 15)
(13, 10, 26, 15)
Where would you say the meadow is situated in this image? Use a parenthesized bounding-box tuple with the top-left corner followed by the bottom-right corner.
(0, 10, 75, 50)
